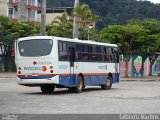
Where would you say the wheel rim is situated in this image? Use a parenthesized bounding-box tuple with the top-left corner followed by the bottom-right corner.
(106, 78, 111, 87)
(78, 77, 83, 90)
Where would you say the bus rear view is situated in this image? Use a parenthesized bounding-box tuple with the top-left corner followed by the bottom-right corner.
(15, 36, 58, 93)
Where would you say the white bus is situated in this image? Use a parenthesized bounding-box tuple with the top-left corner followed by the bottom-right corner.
(15, 36, 120, 93)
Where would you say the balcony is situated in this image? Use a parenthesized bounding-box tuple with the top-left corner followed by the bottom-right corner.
(8, 2, 19, 7)
(27, 5, 41, 10)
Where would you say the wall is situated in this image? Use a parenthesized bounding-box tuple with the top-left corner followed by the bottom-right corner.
(0, 0, 8, 16)
(152, 56, 160, 75)
(37, 12, 63, 24)
(120, 56, 160, 76)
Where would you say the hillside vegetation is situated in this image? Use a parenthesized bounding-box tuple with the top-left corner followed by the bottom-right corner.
(47, 0, 160, 28)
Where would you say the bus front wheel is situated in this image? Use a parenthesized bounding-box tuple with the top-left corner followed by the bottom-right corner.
(40, 85, 55, 93)
(101, 76, 112, 90)
(73, 76, 84, 93)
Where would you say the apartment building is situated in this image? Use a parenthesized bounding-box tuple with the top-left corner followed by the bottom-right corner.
(0, 0, 41, 22)
(37, 7, 73, 24)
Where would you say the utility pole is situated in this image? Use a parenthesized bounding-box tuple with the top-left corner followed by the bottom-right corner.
(73, 0, 79, 38)
(40, 0, 46, 36)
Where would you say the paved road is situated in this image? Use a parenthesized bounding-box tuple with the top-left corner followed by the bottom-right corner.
(0, 78, 160, 114)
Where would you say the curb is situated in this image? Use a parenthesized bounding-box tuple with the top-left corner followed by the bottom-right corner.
(121, 77, 160, 82)
(0, 76, 16, 78)
(121, 79, 159, 82)
(0, 77, 16, 78)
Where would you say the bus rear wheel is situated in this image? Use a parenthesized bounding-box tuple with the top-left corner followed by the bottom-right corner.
(101, 76, 112, 90)
(73, 76, 84, 93)
(68, 87, 75, 92)
(40, 85, 55, 93)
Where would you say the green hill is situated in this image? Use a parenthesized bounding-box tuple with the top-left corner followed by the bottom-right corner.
(47, 0, 160, 29)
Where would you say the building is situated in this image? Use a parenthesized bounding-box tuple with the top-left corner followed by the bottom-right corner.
(37, 7, 73, 24)
(0, 0, 41, 22)
(0, 1, 73, 24)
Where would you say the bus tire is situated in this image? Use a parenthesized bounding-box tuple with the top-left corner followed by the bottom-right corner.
(83, 85, 85, 89)
(101, 76, 112, 90)
(40, 85, 55, 93)
(68, 87, 75, 92)
(74, 76, 84, 93)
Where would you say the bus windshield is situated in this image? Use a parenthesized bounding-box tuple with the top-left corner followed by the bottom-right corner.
(18, 39, 53, 57)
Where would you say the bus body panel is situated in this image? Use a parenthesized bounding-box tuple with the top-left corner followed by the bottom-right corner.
(16, 36, 60, 85)
(58, 62, 120, 87)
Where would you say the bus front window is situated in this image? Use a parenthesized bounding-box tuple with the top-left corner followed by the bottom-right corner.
(18, 39, 53, 57)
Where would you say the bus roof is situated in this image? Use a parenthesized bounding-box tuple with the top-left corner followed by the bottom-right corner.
(17, 36, 118, 47)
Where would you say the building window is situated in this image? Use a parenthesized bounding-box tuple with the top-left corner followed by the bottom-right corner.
(28, 0, 36, 6)
(28, 10, 36, 21)
(8, 0, 13, 3)
(31, 10, 36, 21)
(8, 8, 14, 18)
(32, 0, 36, 6)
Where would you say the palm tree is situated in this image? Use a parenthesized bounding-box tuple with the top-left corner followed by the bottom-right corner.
(73, 4, 99, 39)
(74, 4, 91, 27)
(47, 12, 72, 38)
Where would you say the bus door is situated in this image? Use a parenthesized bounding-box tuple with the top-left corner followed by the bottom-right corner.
(113, 48, 119, 82)
(69, 47, 75, 76)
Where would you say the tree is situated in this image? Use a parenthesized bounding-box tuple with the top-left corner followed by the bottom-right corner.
(73, 4, 99, 40)
(0, 15, 40, 43)
(0, 16, 14, 71)
(100, 24, 148, 77)
(128, 19, 160, 75)
(11, 21, 40, 39)
(137, 34, 160, 75)
(0, 15, 40, 71)
(47, 0, 160, 29)
(146, 35, 160, 75)
(47, 6, 99, 40)
(47, 12, 73, 38)
(0, 16, 14, 44)
(74, 4, 92, 28)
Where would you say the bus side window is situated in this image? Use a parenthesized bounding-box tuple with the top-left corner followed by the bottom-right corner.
(114, 48, 119, 63)
(88, 45, 92, 61)
(91, 46, 97, 61)
(102, 47, 106, 62)
(76, 44, 82, 61)
(81, 44, 89, 61)
(58, 42, 68, 61)
(96, 46, 102, 61)
(103, 47, 109, 62)
(69, 47, 75, 62)
(108, 47, 113, 62)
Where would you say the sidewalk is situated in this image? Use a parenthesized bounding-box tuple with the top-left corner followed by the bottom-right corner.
(0, 72, 159, 81)
(0, 72, 16, 78)
(121, 76, 160, 81)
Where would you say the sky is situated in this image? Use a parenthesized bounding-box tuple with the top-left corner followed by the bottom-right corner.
(146, 0, 160, 3)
